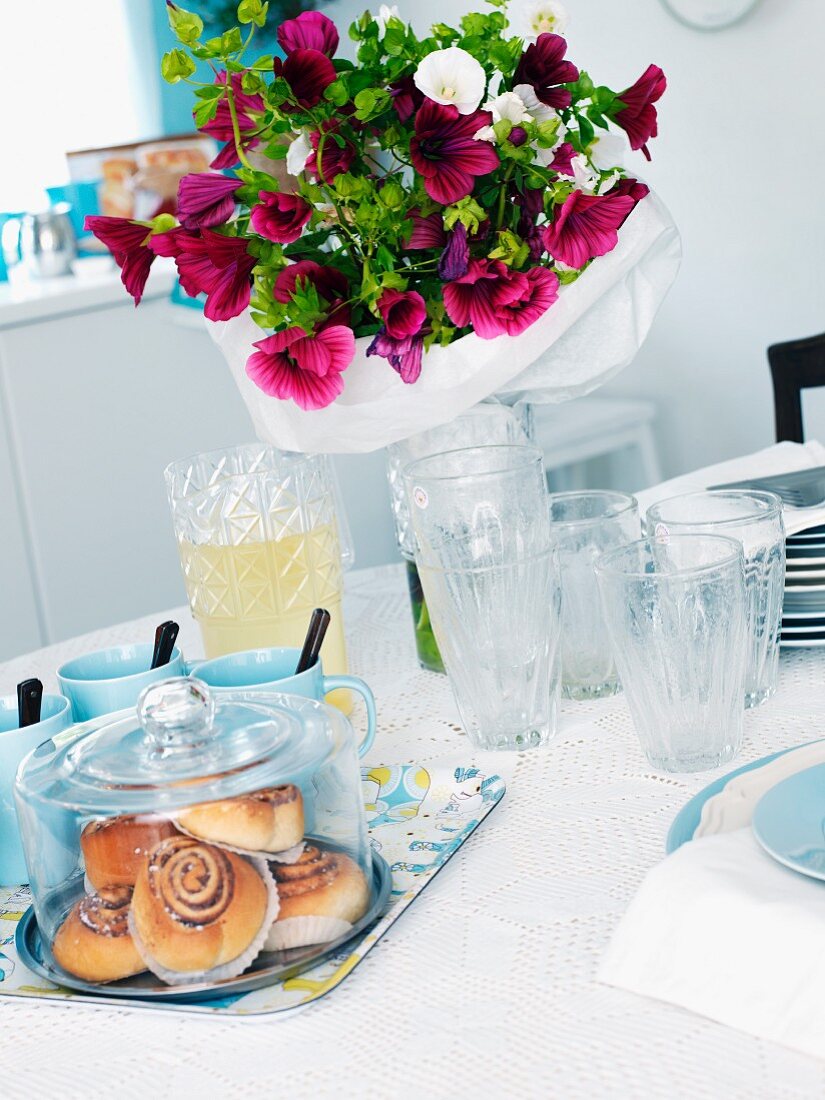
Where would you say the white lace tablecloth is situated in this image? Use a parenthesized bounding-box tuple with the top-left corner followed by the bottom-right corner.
(2, 563, 825, 1098)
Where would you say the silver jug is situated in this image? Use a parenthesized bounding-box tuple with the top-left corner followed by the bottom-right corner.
(18, 204, 77, 278)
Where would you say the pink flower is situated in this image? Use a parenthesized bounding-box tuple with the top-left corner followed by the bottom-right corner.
(306, 120, 356, 182)
(404, 210, 447, 250)
(274, 49, 337, 111)
(438, 223, 470, 280)
(378, 288, 427, 340)
(443, 259, 558, 338)
(613, 64, 666, 160)
(250, 191, 312, 243)
(366, 330, 425, 384)
(151, 228, 256, 321)
(273, 260, 351, 327)
(410, 101, 500, 205)
(177, 173, 242, 229)
(542, 189, 637, 268)
(84, 215, 155, 305)
(246, 325, 355, 410)
(549, 142, 575, 175)
(513, 34, 579, 109)
(389, 76, 424, 123)
(277, 11, 339, 57)
(199, 72, 264, 169)
(609, 177, 651, 224)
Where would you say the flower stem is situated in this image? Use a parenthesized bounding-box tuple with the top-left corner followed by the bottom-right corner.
(224, 78, 254, 171)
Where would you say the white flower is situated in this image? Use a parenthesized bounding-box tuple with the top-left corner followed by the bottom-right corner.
(473, 125, 497, 143)
(589, 132, 626, 171)
(569, 153, 599, 193)
(513, 83, 560, 124)
(486, 69, 504, 101)
(376, 4, 401, 37)
(413, 47, 486, 115)
(286, 131, 311, 176)
(485, 91, 532, 125)
(520, 0, 569, 40)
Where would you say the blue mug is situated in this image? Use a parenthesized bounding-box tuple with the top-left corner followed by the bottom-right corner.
(0, 693, 72, 885)
(57, 644, 184, 722)
(191, 647, 376, 758)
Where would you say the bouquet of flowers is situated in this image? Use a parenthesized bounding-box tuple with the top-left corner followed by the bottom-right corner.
(87, 0, 679, 451)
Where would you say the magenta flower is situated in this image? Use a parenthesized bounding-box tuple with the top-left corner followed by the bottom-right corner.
(443, 259, 558, 338)
(410, 101, 500, 205)
(377, 288, 427, 340)
(389, 76, 424, 123)
(246, 325, 355, 410)
(152, 228, 256, 322)
(273, 260, 351, 327)
(274, 49, 337, 111)
(542, 189, 638, 268)
(404, 210, 447, 250)
(177, 173, 242, 229)
(250, 191, 312, 243)
(549, 142, 576, 176)
(613, 65, 666, 160)
(84, 215, 156, 305)
(438, 223, 470, 280)
(277, 11, 339, 57)
(199, 72, 264, 170)
(513, 34, 579, 109)
(609, 177, 651, 225)
(366, 330, 425, 384)
(306, 121, 356, 182)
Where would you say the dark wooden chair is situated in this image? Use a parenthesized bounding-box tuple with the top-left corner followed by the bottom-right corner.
(768, 332, 825, 443)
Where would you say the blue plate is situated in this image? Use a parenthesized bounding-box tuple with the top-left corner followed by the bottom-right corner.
(752, 763, 825, 880)
(666, 744, 810, 854)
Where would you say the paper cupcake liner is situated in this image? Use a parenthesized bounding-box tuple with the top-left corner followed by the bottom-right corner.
(174, 822, 306, 865)
(264, 915, 353, 952)
(128, 857, 280, 987)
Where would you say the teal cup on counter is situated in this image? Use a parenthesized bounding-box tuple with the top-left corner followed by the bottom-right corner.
(192, 647, 376, 758)
(57, 644, 184, 722)
(0, 693, 72, 885)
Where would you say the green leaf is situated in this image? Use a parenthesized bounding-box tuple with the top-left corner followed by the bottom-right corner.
(493, 118, 512, 143)
(238, 0, 268, 27)
(577, 114, 595, 147)
(382, 25, 405, 56)
(379, 180, 405, 210)
(375, 244, 396, 271)
(194, 84, 224, 99)
(443, 196, 486, 234)
(251, 54, 274, 70)
(261, 141, 288, 160)
(324, 79, 350, 107)
(161, 48, 196, 83)
(149, 213, 178, 235)
(193, 96, 220, 125)
(166, 3, 203, 46)
(221, 27, 244, 54)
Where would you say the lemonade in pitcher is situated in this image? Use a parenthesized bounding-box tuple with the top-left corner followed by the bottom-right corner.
(166, 446, 352, 711)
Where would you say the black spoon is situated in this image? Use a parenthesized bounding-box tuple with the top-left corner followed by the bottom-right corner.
(151, 620, 180, 670)
(17, 678, 43, 728)
(295, 608, 331, 674)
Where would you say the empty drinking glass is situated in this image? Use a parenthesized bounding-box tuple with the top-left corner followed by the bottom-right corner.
(646, 491, 785, 708)
(595, 534, 748, 773)
(548, 491, 640, 699)
(405, 444, 560, 751)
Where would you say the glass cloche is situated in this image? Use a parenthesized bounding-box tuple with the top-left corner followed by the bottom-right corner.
(14, 678, 375, 991)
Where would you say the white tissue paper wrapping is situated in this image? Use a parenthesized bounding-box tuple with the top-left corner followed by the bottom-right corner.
(208, 192, 681, 454)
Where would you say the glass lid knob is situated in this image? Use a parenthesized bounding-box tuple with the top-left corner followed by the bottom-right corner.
(137, 677, 216, 753)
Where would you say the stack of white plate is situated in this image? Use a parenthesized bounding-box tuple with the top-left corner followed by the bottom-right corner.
(783, 524, 825, 648)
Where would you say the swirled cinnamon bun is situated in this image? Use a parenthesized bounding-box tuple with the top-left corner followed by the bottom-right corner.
(129, 836, 275, 982)
(81, 814, 180, 890)
(52, 886, 146, 983)
(176, 784, 304, 854)
(265, 845, 370, 951)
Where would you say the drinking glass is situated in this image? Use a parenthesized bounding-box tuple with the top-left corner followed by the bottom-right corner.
(386, 402, 533, 673)
(405, 444, 561, 751)
(165, 444, 352, 708)
(595, 534, 748, 773)
(548, 491, 640, 700)
(646, 491, 785, 708)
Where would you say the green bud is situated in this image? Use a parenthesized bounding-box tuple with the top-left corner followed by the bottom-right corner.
(379, 180, 404, 210)
(238, 0, 269, 27)
(166, 3, 203, 46)
(161, 48, 196, 83)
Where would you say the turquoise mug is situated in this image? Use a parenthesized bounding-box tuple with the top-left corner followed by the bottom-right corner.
(57, 644, 184, 722)
(191, 647, 376, 758)
(0, 693, 72, 885)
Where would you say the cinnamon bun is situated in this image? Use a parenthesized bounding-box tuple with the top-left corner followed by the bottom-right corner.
(81, 814, 180, 891)
(176, 784, 304, 854)
(265, 845, 369, 951)
(52, 886, 146, 983)
(129, 835, 275, 982)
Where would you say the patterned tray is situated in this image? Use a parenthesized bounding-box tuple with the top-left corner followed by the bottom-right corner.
(0, 762, 504, 1017)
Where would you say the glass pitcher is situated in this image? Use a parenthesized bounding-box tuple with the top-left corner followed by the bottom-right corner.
(165, 444, 353, 696)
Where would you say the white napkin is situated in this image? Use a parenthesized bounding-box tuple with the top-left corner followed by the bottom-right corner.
(599, 829, 825, 1061)
(635, 440, 825, 536)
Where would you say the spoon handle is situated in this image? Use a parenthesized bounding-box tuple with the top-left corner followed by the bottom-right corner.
(295, 608, 331, 674)
(151, 621, 180, 670)
(17, 678, 43, 728)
